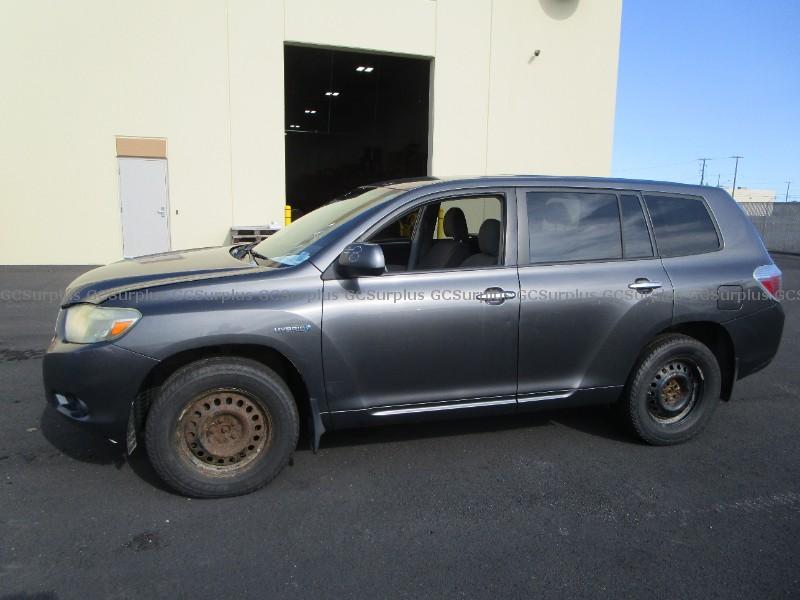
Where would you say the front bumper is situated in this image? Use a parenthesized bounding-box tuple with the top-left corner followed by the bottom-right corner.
(42, 338, 159, 443)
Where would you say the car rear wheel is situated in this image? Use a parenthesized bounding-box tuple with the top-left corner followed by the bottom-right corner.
(622, 334, 721, 445)
(145, 357, 299, 497)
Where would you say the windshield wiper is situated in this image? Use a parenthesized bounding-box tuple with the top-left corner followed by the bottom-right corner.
(233, 242, 269, 263)
(245, 243, 269, 261)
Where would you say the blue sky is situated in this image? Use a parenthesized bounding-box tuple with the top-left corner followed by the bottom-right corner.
(612, 0, 800, 200)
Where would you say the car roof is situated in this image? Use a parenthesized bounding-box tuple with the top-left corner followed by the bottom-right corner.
(374, 175, 716, 195)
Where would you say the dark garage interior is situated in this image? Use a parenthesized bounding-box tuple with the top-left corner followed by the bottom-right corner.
(284, 45, 431, 215)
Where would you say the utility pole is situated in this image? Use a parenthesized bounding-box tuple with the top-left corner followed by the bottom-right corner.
(698, 158, 711, 185)
(785, 181, 791, 202)
(716, 174, 721, 187)
(730, 156, 743, 199)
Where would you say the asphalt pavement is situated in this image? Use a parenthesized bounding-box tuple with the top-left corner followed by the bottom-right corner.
(1, 257, 799, 599)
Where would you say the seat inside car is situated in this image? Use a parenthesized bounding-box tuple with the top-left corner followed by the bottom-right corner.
(460, 219, 501, 267)
(417, 207, 472, 269)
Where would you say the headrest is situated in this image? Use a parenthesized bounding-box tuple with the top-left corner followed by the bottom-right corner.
(478, 219, 501, 256)
(443, 207, 468, 241)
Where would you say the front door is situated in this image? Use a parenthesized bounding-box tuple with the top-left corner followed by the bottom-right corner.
(321, 191, 520, 423)
(118, 157, 171, 258)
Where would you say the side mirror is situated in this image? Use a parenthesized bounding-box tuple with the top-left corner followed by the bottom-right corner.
(337, 243, 385, 278)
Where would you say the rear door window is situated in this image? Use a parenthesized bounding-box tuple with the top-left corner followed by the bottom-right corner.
(527, 191, 622, 263)
(643, 194, 720, 257)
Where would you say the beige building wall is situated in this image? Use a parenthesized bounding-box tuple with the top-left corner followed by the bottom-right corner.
(0, 0, 621, 265)
(228, 0, 286, 227)
(0, 0, 233, 265)
(486, 0, 622, 175)
(431, 0, 493, 175)
(723, 188, 776, 203)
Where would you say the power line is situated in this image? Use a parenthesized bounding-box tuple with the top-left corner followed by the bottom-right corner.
(615, 156, 796, 196)
(614, 159, 699, 172)
(616, 156, 738, 173)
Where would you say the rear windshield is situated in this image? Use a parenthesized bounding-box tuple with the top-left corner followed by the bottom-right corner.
(643, 194, 720, 257)
(252, 187, 401, 267)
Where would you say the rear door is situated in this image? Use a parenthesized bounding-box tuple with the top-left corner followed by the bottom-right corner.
(515, 188, 674, 405)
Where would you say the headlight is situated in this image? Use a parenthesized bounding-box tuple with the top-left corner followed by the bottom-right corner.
(63, 304, 142, 344)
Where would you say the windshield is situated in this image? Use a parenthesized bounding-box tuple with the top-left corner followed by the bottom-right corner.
(251, 187, 401, 267)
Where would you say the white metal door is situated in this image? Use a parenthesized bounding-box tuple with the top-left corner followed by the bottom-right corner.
(118, 157, 171, 258)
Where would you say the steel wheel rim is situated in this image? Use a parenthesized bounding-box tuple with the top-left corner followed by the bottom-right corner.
(177, 389, 272, 474)
(646, 359, 703, 425)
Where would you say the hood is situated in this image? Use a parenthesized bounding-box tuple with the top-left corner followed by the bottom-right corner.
(63, 246, 263, 305)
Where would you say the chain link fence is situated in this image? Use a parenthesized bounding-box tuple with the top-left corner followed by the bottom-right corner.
(739, 202, 800, 254)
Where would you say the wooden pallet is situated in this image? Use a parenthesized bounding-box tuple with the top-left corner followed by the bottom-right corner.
(230, 227, 279, 244)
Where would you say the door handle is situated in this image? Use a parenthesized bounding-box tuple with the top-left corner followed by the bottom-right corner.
(156, 207, 167, 217)
(476, 287, 516, 305)
(628, 279, 662, 293)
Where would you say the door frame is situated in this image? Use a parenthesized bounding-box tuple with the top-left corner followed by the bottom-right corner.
(513, 185, 674, 405)
(354, 187, 518, 274)
(117, 157, 172, 258)
(514, 185, 662, 266)
(320, 187, 521, 425)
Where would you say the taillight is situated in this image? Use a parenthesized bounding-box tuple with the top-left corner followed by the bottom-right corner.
(754, 264, 782, 300)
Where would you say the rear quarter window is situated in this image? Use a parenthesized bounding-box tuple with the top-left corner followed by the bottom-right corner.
(643, 194, 720, 257)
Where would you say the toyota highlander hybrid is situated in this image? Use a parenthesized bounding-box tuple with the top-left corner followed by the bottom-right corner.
(43, 177, 784, 497)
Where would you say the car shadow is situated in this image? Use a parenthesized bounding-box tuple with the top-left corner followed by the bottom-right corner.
(547, 405, 637, 444)
(40, 402, 636, 492)
(39, 404, 173, 493)
(315, 404, 634, 450)
(39, 405, 123, 465)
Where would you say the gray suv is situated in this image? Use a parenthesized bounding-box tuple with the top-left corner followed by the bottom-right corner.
(43, 177, 784, 497)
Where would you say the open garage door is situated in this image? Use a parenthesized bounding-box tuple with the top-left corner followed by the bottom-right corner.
(284, 45, 431, 215)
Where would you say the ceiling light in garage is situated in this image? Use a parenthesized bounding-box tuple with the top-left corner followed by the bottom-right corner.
(304, 109, 317, 114)
(324, 91, 340, 97)
(356, 66, 374, 73)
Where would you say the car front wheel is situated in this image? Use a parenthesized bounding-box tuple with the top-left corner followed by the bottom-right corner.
(145, 357, 299, 497)
(623, 334, 721, 445)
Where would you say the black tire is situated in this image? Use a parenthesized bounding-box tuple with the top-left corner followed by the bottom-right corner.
(622, 334, 721, 445)
(145, 357, 299, 498)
